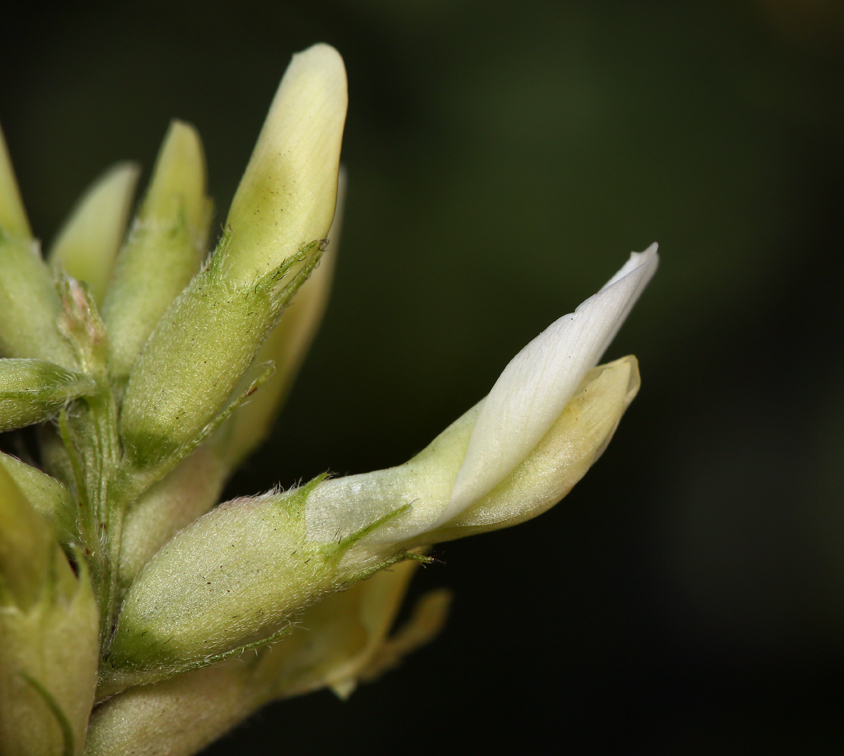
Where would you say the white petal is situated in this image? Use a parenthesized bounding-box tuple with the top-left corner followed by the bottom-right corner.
(442, 244, 658, 524)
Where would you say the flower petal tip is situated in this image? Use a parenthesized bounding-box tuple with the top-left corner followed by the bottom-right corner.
(442, 245, 658, 525)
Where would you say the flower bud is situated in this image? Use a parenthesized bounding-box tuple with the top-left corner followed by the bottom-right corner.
(0, 126, 79, 366)
(0, 358, 95, 432)
(0, 231, 78, 366)
(222, 44, 346, 284)
(0, 123, 31, 239)
(102, 120, 212, 384)
(48, 162, 140, 305)
(0, 463, 55, 610)
(119, 44, 346, 474)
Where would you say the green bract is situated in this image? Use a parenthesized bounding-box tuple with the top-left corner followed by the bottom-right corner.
(0, 42, 656, 756)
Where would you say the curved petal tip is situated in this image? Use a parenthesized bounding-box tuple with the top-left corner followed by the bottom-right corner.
(442, 245, 658, 524)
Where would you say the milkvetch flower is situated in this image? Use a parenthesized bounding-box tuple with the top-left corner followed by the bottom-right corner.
(305, 245, 658, 545)
(85, 560, 449, 756)
(105, 246, 656, 692)
(47, 162, 140, 306)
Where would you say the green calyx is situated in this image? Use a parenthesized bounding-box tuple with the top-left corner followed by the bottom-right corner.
(119, 237, 325, 474)
(100, 475, 413, 696)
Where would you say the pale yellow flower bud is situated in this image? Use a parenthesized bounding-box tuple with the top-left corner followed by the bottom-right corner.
(48, 162, 140, 305)
(0, 123, 31, 239)
(222, 44, 347, 284)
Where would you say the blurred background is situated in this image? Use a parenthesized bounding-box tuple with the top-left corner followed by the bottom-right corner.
(2, 0, 843, 752)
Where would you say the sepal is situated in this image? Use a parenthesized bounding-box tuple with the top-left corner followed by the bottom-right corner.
(102, 475, 410, 695)
(119, 239, 323, 473)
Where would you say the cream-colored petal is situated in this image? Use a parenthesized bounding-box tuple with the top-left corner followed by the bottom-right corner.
(444, 245, 658, 523)
(428, 356, 640, 543)
(48, 162, 140, 304)
(223, 44, 347, 283)
(0, 123, 31, 238)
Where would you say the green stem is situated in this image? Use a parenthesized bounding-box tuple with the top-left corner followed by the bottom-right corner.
(61, 378, 128, 648)
(87, 385, 124, 647)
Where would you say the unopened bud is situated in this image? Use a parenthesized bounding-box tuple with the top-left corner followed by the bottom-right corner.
(222, 44, 346, 284)
(0, 464, 55, 610)
(102, 120, 212, 384)
(0, 123, 31, 239)
(48, 162, 140, 305)
(0, 230, 77, 366)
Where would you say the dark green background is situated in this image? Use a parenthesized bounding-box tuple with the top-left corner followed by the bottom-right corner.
(2, 0, 843, 752)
